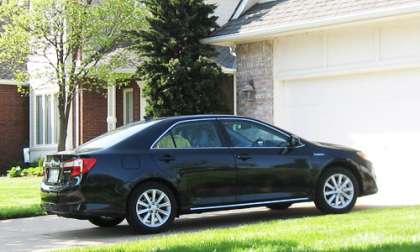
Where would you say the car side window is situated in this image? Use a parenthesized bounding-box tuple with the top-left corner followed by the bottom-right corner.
(222, 120, 289, 148)
(155, 134, 175, 149)
(155, 121, 223, 149)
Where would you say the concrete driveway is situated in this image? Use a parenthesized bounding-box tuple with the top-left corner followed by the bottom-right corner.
(0, 200, 390, 252)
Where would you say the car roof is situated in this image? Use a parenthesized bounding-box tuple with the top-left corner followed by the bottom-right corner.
(156, 114, 252, 123)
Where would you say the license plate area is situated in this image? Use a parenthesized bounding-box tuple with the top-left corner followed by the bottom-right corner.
(47, 169, 60, 183)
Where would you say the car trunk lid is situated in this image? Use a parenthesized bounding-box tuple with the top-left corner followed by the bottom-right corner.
(43, 153, 96, 190)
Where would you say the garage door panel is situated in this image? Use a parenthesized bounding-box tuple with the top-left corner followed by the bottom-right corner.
(281, 70, 420, 108)
(275, 69, 420, 204)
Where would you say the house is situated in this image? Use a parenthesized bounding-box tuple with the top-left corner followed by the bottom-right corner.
(204, 0, 420, 203)
(0, 65, 28, 174)
(26, 0, 238, 161)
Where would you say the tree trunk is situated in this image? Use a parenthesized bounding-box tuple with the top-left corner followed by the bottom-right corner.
(57, 97, 72, 152)
(57, 114, 68, 152)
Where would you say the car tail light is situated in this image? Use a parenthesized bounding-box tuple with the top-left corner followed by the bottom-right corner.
(63, 158, 96, 177)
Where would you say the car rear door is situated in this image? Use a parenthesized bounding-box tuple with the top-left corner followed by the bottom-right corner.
(219, 119, 312, 203)
(151, 119, 237, 209)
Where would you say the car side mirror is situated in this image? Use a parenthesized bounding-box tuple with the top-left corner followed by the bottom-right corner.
(288, 135, 300, 147)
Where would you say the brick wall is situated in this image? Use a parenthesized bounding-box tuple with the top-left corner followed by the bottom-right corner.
(79, 89, 107, 144)
(236, 41, 273, 123)
(0, 85, 29, 173)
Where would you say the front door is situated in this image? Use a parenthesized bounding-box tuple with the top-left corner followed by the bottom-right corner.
(219, 119, 312, 203)
(152, 119, 236, 208)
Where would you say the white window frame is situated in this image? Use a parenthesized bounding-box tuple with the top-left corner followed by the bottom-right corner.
(123, 88, 134, 125)
(138, 83, 147, 121)
(34, 93, 59, 146)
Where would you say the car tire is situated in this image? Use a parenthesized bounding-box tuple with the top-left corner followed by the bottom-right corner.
(88, 216, 125, 227)
(315, 167, 359, 214)
(127, 182, 177, 234)
(267, 203, 292, 210)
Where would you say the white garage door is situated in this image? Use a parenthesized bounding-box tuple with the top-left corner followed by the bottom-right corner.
(274, 69, 420, 205)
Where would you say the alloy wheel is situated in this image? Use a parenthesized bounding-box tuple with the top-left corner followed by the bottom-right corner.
(136, 189, 172, 228)
(323, 173, 355, 209)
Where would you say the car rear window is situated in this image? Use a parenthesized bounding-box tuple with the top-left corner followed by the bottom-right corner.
(77, 120, 160, 151)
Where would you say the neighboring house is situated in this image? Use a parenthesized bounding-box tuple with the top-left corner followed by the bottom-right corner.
(0, 2, 29, 173)
(27, 0, 238, 161)
(0, 64, 29, 173)
(204, 0, 420, 203)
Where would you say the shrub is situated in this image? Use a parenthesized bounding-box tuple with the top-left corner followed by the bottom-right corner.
(37, 158, 44, 169)
(7, 166, 22, 177)
(6, 166, 43, 178)
(25, 167, 43, 176)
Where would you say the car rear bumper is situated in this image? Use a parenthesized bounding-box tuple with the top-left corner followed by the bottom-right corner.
(41, 182, 124, 219)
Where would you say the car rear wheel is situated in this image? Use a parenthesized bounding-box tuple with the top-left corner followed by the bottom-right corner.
(88, 216, 125, 227)
(267, 203, 292, 210)
(315, 167, 359, 214)
(127, 182, 177, 234)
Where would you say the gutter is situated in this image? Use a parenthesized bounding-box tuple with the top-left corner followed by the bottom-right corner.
(202, 2, 420, 45)
(0, 79, 18, 85)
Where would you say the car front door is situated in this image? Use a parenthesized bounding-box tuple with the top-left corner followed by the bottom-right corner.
(151, 119, 237, 209)
(220, 119, 312, 203)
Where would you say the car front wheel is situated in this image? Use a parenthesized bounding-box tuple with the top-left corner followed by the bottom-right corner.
(315, 167, 359, 214)
(127, 182, 177, 234)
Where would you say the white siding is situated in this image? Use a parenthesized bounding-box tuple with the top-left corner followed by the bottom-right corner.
(273, 15, 420, 81)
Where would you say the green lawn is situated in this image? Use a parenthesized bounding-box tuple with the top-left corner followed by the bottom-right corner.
(0, 176, 45, 219)
(62, 206, 420, 252)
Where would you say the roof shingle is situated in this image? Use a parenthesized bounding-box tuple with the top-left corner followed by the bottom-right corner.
(210, 0, 420, 38)
(0, 63, 16, 80)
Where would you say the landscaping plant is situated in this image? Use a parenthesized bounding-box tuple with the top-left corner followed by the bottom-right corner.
(7, 166, 43, 177)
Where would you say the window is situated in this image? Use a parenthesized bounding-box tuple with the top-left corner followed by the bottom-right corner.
(45, 95, 53, 144)
(222, 120, 289, 148)
(139, 86, 147, 121)
(78, 120, 160, 151)
(35, 96, 44, 145)
(35, 94, 59, 145)
(123, 88, 134, 125)
(155, 121, 222, 149)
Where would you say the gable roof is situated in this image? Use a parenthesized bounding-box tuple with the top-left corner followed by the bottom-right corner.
(0, 63, 14, 80)
(100, 46, 236, 74)
(214, 46, 236, 72)
(204, 0, 420, 45)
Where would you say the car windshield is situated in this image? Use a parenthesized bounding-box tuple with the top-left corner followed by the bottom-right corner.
(77, 120, 160, 151)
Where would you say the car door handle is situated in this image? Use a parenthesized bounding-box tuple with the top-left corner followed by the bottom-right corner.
(159, 155, 175, 163)
(236, 153, 251, 161)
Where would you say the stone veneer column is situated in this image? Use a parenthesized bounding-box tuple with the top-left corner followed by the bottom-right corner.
(236, 41, 273, 123)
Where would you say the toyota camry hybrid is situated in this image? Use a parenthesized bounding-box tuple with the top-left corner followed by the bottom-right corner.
(41, 115, 378, 234)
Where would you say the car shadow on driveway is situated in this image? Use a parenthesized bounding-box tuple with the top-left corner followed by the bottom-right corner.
(49, 205, 375, 241)
(2, 204, 398, 252)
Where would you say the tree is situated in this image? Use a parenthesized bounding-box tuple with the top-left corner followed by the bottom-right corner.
(128, 0, 226, 117)
(0, 0, 144, 151)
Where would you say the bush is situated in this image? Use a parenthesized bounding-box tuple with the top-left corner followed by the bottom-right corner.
(24, 167, 43, 176)
(7, 166, 22, 177)
(7, 166, 43, 178)
(37, 158, 44, 168)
